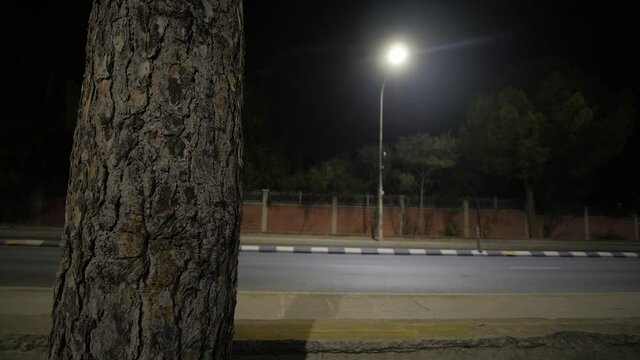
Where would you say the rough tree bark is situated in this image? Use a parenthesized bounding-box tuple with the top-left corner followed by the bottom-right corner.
(48, 0, 244, 359)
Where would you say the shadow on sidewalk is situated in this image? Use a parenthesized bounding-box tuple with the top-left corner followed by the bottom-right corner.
(232, 296, 313, 359)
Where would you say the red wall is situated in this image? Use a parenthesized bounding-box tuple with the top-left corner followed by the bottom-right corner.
(242, 202, 262, 232)
(39, 198, 637, 240)
(337, 206, 371, 234)
(266, 204, 332, 233)
(469, 210, 528, 239)
(39, 198, 66, 226)
(589, 216, 636, 240)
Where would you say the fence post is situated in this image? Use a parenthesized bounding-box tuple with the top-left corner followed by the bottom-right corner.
(524, 212, 529, 239)
(399, 195, 405, 236)
(634, 213, 639, 241)
(261, 189, 269, 233)
(463, 199, 470, 238)
(364, 193, 371, 235)
(584, 206, 590, 241)
(331, 194, 338, 235)
(32, 195, 43, 226)
(493, 196, 498, 210)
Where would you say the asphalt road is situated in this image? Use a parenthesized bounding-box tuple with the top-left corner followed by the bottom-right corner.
(1, 246, 640, 293)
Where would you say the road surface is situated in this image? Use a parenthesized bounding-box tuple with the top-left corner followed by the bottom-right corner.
(1, 246, 640, 292)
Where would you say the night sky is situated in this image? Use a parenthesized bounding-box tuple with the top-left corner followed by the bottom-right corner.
(244, 0, 640, 158)
(1, 0, 639, 201)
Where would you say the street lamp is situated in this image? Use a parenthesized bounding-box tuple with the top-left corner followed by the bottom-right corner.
(377, 42, 409, 241)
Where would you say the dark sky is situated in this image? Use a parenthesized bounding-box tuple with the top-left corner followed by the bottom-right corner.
(244, 0, 640, 158)
(1, 0, 638, 200)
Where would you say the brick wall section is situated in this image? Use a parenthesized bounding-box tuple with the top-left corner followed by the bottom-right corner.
(551, 216, 586, 240)
(241, 202, 262, 232)
(348, 206, 398, 236)
(589, 216, 635, 240)
(267, 204, 332, 234)
(468, 210, 528, 239)
(399, 208, 465, 237)
(337, 206, 372, 235)
(38, 199, 66, 226)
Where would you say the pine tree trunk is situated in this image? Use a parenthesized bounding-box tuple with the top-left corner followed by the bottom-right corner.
(48, 1, 244, 359)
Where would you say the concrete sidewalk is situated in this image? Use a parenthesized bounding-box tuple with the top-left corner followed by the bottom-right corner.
(2, 287, 640, 358)
(5, 287, 640, 322)
(2, 287, 640, 336)
(2, 224, 640, 252)
(0, 226, 63, 240)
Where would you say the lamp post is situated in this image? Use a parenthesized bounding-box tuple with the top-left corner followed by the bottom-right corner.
(377, 43, 408, 241)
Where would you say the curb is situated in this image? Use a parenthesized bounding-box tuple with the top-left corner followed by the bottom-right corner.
(239, 245, 640, 258)
(3, 239, 639, 258)
(1, 239, 60, 247)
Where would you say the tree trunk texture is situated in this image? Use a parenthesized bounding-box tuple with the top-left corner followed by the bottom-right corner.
(48, 1, 244, 359)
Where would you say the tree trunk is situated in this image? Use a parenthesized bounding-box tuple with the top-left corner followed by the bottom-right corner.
(473, 196, 483, 239)
(415, 172, 425, 236)
(48, 1, 244, 359)
(541, 186, 557, 238)
(525, 184, 536, 239)
(543, 212, 553, 238)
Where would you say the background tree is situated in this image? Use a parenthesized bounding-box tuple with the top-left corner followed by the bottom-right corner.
(394, 133, 458, 234)
(353, 145, 382, 194)
(519, 62, 634, 218)
(49, 1, 244, 359)
(306, 157, 365, 194)
(242, 80, 301, 191)
(461, 59, 635, 237)
(395, 133, 459, 208)
(461, 88, 546, 237)
(243, 146, 294, 190)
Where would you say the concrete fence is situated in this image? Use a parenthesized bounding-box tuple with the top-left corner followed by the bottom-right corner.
(244, 190, 639, 241)
(33, 192, 640, 240)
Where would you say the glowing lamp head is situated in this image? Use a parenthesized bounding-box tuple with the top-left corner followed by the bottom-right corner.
(387, 43, 409, 65)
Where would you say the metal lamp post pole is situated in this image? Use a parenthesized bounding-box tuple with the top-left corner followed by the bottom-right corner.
(377, 78, 386, 241)
(376, 41, 408, 241)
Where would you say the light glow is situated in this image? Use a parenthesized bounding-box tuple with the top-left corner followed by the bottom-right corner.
(387, 43, 409, 65)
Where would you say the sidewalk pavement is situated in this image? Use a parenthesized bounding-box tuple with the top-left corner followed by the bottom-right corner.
(2, 224, 640, 252)
(2, 288, 640, 358)
(2, 287, 640, 338)
(2, 287, 640, 358)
